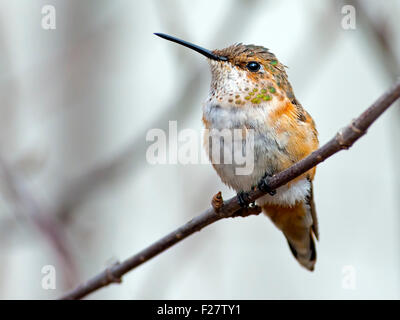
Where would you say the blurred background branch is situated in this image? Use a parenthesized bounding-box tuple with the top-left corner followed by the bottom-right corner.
(0, 156, 77, 289)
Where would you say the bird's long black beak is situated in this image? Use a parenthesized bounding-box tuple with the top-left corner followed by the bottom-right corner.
(154, 33, 227, 61)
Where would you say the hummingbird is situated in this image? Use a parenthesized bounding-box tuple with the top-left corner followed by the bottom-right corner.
(155, 33, 319, 271)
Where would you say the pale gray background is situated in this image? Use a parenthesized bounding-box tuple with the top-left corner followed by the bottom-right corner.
(0, 0, 399, 299)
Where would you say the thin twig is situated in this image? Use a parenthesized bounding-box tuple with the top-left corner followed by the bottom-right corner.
(59, 79, 400, 300)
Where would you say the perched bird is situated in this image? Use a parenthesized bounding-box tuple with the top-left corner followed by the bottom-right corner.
(155, 33, 319, 271)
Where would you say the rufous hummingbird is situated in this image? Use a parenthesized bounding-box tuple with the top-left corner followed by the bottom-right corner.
(155, 33, 319, 271)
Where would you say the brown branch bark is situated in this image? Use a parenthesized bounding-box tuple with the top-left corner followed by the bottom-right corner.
(59, 79, 400, 300)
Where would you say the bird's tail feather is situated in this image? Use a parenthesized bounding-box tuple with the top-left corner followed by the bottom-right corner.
(261, 195, 318, 271)
(285, 230, 317, 271)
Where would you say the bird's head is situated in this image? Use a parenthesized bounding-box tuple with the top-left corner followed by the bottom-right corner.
(155, 33, 293, 108)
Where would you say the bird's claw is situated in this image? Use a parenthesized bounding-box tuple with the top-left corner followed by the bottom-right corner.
(257, 174, 276, 196)
(237, 191, 252, 208)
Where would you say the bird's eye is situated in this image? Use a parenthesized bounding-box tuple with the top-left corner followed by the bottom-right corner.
(246, 61, 261, 72)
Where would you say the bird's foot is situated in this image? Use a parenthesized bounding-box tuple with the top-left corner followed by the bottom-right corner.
(237, 191, 252, 208)
(232, 203, 262, 218)
(257, 174, 276, 196)
(211, 191, 223, 212)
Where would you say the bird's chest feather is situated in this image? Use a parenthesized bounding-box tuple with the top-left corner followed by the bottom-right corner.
(202, 102, 294, 191)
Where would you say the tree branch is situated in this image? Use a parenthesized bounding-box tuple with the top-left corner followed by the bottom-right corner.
(59, 79, 400, 300)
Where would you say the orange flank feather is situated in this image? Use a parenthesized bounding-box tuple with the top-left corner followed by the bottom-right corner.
(267, 99, 319, 183)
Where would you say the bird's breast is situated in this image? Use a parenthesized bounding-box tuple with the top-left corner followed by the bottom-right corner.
(202, 102, 294, 191)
